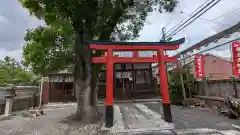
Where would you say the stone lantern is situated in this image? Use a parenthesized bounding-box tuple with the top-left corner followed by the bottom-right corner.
(3, 86, 16, 116)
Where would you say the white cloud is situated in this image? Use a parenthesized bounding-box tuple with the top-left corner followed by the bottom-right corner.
(137, 0, 240, 57)
(0, 0, 44, 62)
(1, 0, 240, 62)
(0, 49, 22, 61)
(0, 15, 8, 24)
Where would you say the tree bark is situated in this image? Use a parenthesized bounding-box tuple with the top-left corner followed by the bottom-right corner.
(74, 29, 88, 120)
(90, 68, 99, 106)
(87, 4, 126, 107)
(74, 25, 100, 123)
(73, 0, 134, 121)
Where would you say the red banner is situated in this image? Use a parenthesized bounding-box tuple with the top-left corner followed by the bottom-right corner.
(232, 42, 240, 77)
(194, 54, 204, 79)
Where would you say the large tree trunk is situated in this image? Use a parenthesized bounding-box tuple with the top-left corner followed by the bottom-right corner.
(74, 26, 99, 123)
(73, 0, 133, 122)
(90, 68, 99, 107)
(74, 29, 88, 120)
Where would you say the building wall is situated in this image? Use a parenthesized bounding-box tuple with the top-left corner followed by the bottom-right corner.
(203, 55, 232, 80)
(186, 55, 232, 80)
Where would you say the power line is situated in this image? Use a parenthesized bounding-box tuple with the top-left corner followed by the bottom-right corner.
(158, 0, 213, 41)
(165, 0, 215, 36)
(212, 7, 240, 20)
(166, 2, 240, 39)
(180, 11, 231, 27)
(167, 37, 240, 68)
(163, 19, 174, 29)
(167, 0, 221, 38)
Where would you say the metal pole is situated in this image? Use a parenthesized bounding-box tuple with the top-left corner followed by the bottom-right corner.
(232, 77, 238, 98)
(180, 74, 187, 100)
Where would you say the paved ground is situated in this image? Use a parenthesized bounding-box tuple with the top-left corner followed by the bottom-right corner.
(99, 102, 240, 135)
(0, 102, 239, 135)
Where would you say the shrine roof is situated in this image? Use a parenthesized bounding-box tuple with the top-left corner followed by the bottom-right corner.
(89, 38, 185, 46)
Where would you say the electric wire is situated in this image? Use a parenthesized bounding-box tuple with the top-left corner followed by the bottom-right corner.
(212, 7, 240, 21)
(167, 37, 240, 69)
(180, 11, 231, 27)
(165, 0, 216, 36)
(167, 0, 221, 38)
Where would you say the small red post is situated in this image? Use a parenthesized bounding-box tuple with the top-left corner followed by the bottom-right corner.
(158, 49, 172, 122)
(105, 48, 114, 127)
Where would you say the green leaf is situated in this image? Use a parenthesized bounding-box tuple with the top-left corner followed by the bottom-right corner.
(19, 0, 179, 75)
(0, 56, 36, 85)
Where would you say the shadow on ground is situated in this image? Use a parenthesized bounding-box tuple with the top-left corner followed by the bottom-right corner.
(61, 112, 102, 125)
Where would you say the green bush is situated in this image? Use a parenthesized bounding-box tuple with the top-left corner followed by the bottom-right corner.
(168, 65, 196, 105)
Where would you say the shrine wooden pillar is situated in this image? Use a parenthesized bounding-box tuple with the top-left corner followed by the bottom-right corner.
(158, 49, 172, 122)
(105, 49, 114, 127)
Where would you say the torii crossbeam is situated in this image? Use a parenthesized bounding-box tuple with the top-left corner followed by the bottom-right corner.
(90, 38, 185, 127)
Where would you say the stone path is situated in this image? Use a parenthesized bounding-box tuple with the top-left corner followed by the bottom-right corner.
(99, 103, 240, 135)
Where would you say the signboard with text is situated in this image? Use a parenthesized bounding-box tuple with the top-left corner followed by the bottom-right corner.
(194, 54, 204, 79)
(232, 42, 240, 77)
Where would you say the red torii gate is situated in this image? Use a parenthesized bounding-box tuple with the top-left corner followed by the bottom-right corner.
(90, 38, 185, 127)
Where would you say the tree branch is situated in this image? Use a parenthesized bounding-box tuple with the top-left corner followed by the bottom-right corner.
(98, 0, 132, 40)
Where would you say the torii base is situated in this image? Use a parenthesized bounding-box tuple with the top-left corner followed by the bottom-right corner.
(162, 103, 173, 122)
(105, 105, 114, 128)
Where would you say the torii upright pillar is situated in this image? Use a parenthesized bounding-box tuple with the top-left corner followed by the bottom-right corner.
(105, 49, 114, 127)
(158, 49, 172, 122)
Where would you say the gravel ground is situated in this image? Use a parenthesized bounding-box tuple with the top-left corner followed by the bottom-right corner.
(0, 104, 104, 135)
(146, 102, 239, 130)
(0, 102, 239, 135)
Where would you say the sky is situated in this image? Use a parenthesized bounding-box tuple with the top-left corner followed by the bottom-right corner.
(0, 0, 44, 61)
(0, 0, 240, 61)
(137, 0, 240, 57)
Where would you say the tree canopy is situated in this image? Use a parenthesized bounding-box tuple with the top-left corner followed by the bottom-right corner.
(0, 56, 35, 86)
(20, 0, 178, 75)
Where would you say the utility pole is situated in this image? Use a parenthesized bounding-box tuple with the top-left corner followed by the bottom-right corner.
(160, 27, 166, 41)
(160, 27, 168, 56)
(160, 27, 171, 42)
(181, 53, 187, 100)
(160, 27, 187, 100)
